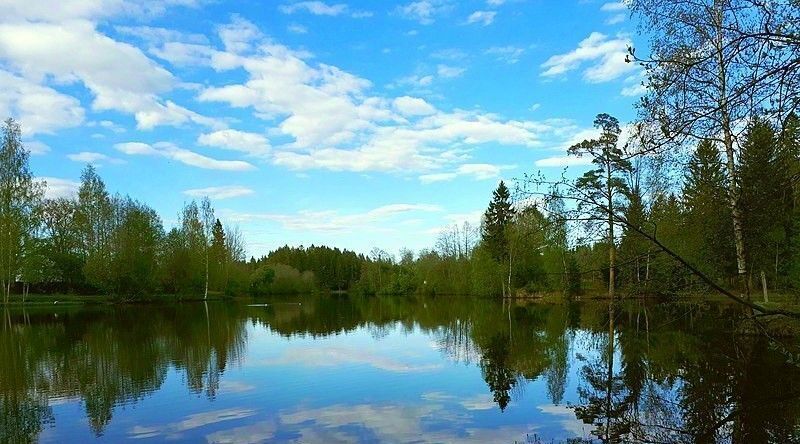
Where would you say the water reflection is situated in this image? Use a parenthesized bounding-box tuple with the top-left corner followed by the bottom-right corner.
(1, 296, 799, 442)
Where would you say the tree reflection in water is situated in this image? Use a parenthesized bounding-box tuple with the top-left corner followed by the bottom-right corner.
(2, 296, 800, 442)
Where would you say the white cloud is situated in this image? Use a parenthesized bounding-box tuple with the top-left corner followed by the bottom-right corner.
(37, 177, 80, 199)
(535, 155, 593, 168)
(0, 70, 84, 135)
(171, 18, 570, 175)
(540, 32, 635, 82)
(197, 129, 271, 157)
(529, 103, 541, 112)
(393, 96, 437, 116)
(487, 0, 505, 5)
(0, 20, 217, 130)
(24, 140, 51, 155)
(115, 25, 208, 45)
(398, 1, 450, 25)
(287, 23, 308, 34)
(279, 1, 348, 16)
(485, 46, 525, 64)
(224, 203, 442, 232)
(621, 73, 646, 96)
(67, 151, 124, 164)
(419, 163, 512, 183)
(115, 142, 256, 171)
(183, 185, 255, 199)
(436, 64, 466, 78)
(605, 13, 625, 25)
(600, 2, 627, 12)
(1, 0, 203, 22)
(466, 10, 496, 26)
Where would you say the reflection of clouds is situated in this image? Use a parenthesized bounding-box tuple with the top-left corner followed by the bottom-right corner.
(205, 419, 276, 444)
(458, 393, 495, 411)
(537, 404, 590, 438)
(281, 403, 440, 442)
(219, 380, 256, 394)
(262, 347, 442, 373)
(420, 391, 495, 411)
(279, 403, 535, 443)
(128, 408, 257, 440)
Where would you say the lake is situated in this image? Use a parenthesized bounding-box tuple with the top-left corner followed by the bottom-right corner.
(2, 295, 799, 443)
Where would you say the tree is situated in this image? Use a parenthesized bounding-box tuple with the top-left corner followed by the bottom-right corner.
(568, 113, 632, 301)
(200, 198, 215, 300)
(628, 0, 799, 289)
(482, 181, 515, 262)
(108, 199, 163, 296)
(76, 165, 113, 291)
(179, 201, 206, 294)
(683, 140, 735, 281)
(40, 198, 82, 289)
(210, 219, 225, 291)
(738, 118, 791, 288)
(0, 119, 43, 303)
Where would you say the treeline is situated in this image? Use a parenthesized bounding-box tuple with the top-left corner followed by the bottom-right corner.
(0, 118, 249, 300)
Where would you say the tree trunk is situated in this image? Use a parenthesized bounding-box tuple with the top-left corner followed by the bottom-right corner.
(607, 159, 615, 302)
(761, 271, 769, 303)
(204, 249, 209, 300)
(714, 6, 749, 297)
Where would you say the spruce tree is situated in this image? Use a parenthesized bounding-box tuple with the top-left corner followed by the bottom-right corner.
(482, 181, 515, 261)
(739, 119, 790, 285)
(683, 140, 735, 280)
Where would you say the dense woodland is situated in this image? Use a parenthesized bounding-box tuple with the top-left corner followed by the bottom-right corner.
(1, 0, 800, 306)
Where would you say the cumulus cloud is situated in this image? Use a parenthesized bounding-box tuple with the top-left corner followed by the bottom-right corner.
(67, 151, 124, 164)
(37, 177, 80, 199)
(182, 18, 565, 175)
(197, 129, 271, 157)
(485, 46, 525, 64)
(24, 140, 51, 155)
(0, 18, 217, 130)
(183, 185, 255, 199)
(600, 2, 627, 12)
(0, 70, 84, 135)
(398, 0, 450, 25)
(287, 23, 308, 34)
(436, 64, 465, 78)
(535, 155, 593, 168)
(393, 96, 437, 116)
(115, 142, 256, 171)
(419, 163, 513, 183)
(223, 203, 442, 232)
(279, 1, 348, 16)
(540, 32, 635, 82)
(466, 10, 496, 26)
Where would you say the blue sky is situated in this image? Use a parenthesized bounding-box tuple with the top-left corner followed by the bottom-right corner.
(1, 0, 646, 258)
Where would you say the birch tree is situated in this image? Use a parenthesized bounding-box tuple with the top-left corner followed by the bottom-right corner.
(0, 119, 43, 303)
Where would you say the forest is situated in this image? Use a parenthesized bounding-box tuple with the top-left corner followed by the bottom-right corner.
(1, 1, 800, 311)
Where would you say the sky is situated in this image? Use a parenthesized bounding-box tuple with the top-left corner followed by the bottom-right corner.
(1, 0, 647, 258)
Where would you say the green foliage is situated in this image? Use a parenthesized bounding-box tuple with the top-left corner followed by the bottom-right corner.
(249, 264, 314, 295)
(482, 181, 515, 261)
(0, 118, 44, 302)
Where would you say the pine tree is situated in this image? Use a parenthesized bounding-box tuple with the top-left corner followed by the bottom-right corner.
(569, 113, 631, 300)
(482, 181, 515, 262)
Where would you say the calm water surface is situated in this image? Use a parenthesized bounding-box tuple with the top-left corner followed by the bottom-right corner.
(2, 295, 799, 443)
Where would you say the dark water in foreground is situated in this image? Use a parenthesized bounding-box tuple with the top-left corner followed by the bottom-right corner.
(2, 296, 800, 443)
